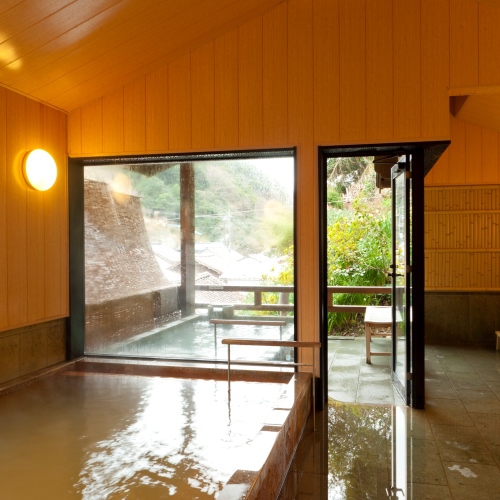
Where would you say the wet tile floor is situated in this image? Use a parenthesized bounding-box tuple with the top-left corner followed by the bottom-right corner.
(282, 342, 500, 499)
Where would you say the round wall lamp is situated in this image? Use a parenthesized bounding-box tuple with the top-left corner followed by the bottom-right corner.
(23, 149, 57, 191)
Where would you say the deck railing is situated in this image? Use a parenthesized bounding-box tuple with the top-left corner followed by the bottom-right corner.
(194, 284, 392, 314)
(327, 286, 392, 314)
(195, 284, 294, 313)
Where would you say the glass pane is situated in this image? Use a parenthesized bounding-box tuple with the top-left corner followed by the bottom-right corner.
(394, 172, 406, 386)
(83, 158, 295, 363)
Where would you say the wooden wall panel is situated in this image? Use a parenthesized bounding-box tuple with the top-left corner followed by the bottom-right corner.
(103, 88, 124, 153)
(465, 121, 483, 184)
(427, 148, 450, 186)
(421, 0, 450, 138)
(449, 116, 467, 184)
(238, 16, 263, 146)
(215, 29, 239, 148)
(123, 78, 146, 152)
(6, 92, 27, 325)
(263, 2, 288, 145)
(482, 127, 500, 184)
(0, 87, 67, 333)
(450, 0, 478, 87)
(338, 0, 365, 142)
(57, 112, 69, 316)
(365, 0, 393, 141)
(81, 98, 103, 154)
(394, 0, 421, 139)
(191, 41, 215, 149)
(42, 106, 63, 318)
(0, 88, 7, 329)
(479, 2, 500, 85)
(288, 0, 313, 145)
(288, 0, 316, 356)
(313, 0, 339, 144)
(168, 54, 191, 150)
(25, 99, 45, 322)
(427, 115, 500, 186)
(68, 108, 81, 156)
(146, 67, 169, 151)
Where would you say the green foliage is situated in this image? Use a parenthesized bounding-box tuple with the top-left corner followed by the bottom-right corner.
(326, 156, 372, 194)
(127, 161, 292, 255)
(327, 164, 391, 333)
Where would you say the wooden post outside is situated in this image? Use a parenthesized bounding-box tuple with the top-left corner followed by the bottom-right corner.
(180, 163, 195, 316)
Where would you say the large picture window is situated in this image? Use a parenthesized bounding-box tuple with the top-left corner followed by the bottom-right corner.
(80, 152, 295, 363)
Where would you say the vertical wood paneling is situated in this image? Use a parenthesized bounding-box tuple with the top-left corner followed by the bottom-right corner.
(123, 77, 146, 152)
(146, 66, 169, 151)
(263, 2, 288, 145)
(313, 0, 339, 143)
(479, 2, 500, 85)
(421, 0, 450, 138)
(25, 99, 45, 322)
(0, 88, 7, 329)
(465, 121, 482, 184)
(42, 106, 62, 318)
(58, 112, 69, 316)
(6, 92, 27, 325)
(338, 0, 365, 142)
(394, 0, 421, 139)
(481, 127, 499, 184)
(191, 41, 215, 149)
(215, 29, 239, 148)
(81, 98, 102, 154)
(449, 116, 466, 184)
(103, 88, 124, 153)
(429, 148, 450, 186)
(68, 108, 81, 155)
(288, 0, 314, 144)
(168, 53, 191, 150)
(239, 16, 263, 146)
(288, 0, 315, 355)
(450, 0, 478, 87)
(365, 0, 393, 141)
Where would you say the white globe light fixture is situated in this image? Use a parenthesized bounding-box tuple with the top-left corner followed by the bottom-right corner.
(23, 149, 57, 191)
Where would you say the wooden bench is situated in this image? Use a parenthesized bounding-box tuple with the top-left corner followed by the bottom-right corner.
(364, 306, 392, 364)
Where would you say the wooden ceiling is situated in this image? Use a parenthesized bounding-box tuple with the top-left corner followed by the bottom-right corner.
(0, 0, 282, 112)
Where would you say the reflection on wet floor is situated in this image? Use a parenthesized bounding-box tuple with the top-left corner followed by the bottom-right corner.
(283, 343, 500, 499)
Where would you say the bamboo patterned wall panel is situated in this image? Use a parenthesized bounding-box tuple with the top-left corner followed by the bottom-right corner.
(425, 186, 500, 290)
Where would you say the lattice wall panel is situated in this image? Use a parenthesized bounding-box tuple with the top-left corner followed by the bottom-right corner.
(425, 186, 500, 290)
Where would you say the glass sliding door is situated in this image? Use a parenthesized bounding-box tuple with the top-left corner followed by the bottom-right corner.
(391, 157, 412, 403)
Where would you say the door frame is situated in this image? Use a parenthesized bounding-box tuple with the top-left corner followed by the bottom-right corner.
(318, 142, 449, 409)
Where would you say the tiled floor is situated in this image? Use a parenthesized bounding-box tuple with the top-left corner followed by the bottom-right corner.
(327, 337, 404, 405)
(282, 342, 500, 499)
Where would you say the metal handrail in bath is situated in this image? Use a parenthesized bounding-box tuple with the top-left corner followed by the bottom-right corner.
(221, 338, 321, 429)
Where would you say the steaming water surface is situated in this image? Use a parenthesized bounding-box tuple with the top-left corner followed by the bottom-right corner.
(0, 372, 286, 499)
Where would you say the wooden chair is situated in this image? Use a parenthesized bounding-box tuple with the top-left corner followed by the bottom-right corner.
(364, 306, 392, 364)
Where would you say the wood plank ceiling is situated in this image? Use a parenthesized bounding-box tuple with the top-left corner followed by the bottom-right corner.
(0, 0, 282, 112)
